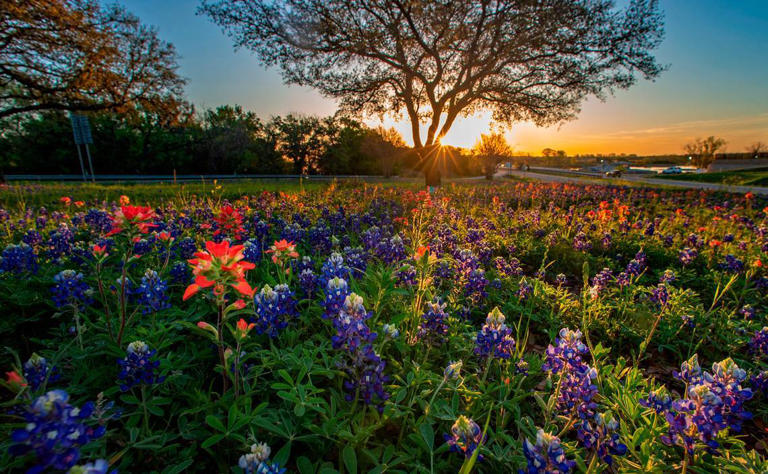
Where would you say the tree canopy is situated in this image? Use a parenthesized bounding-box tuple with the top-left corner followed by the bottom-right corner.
(0, 0, 185, 119)
(201, 0, 665, 151)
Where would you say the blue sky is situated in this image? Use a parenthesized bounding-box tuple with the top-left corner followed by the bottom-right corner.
(116, 0, 768, 154)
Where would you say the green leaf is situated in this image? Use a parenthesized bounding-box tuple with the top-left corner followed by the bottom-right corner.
(297, 456, 314, 474)
(342, 446, 357, 474)
(274, 441, 292, 466)
(205, 415, 226, 433)
(419, 423, 434, 451)
(201, 433, 225, 449)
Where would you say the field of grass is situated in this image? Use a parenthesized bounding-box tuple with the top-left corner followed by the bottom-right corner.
(655, 168, 768, 186)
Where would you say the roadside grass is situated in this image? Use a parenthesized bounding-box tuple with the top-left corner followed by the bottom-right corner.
(0, 177, 424, 207)
(655, 168, 768, 186)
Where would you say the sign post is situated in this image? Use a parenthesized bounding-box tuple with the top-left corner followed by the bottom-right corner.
(69, 113, 95, 182)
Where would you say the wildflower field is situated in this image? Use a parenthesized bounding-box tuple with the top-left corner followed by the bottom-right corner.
(1, 180, 768, 473)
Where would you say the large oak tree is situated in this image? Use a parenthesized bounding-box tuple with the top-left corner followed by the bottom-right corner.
(201, 0, 664, 183)
(0, 0, 185, 119)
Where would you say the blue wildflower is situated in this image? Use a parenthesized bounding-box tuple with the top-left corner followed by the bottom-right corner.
(23, 353, 60, 391)
(116, 341, 164, 392)
(418, 299, 450, 345)
(474, 307, 516, 361)
(521, 429, 575, 473)
(52, 270, 93, 310)
(9, 390, 106, 473)
(252, 284, 298, 337)
(0, 242, 38, 274)
(444, 415, 484, 460)
(134, 269, 170, 314)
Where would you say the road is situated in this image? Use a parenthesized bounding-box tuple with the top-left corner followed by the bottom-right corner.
(501, 169, 768, 195)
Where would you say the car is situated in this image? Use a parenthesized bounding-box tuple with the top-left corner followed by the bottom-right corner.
(661, 166, 682, 174)
(604, 169, 622, 177)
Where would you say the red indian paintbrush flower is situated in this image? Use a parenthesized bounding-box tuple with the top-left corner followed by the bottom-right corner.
(183, 240, 255, 301)
(266, 239, 299, 264)
(106, 205, 157, 236)
(214, 205, 245, 240)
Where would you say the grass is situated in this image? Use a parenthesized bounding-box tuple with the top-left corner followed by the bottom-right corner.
(655, 168, 768, 186)
(0, 177, 425, 207)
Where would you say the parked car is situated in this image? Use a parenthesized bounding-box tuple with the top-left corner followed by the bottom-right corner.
(604, 169, 622, 177)
(661, 166, 683, 174)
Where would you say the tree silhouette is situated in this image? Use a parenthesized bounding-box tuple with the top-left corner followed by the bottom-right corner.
(685, 136, 727, 169)
(1, 0, 185, 119)
(201, 0, 665, 184)
(473, 132, 513, 180)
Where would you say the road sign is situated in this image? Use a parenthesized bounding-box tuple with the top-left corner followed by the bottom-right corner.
(69, 113, 93, 145)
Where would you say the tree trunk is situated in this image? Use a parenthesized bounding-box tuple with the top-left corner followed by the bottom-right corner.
(419, 146, 442, 187)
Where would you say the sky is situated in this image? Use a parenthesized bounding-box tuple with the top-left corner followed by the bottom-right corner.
(116, 0, 768, 155)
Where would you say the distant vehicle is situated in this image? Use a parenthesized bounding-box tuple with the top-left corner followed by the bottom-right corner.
(661, 166, 683, 174)
(604, 169, 622, 177)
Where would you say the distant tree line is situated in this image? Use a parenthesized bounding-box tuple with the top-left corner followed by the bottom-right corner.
(0, 106, 418, 176)
(0, 106, 492, 177)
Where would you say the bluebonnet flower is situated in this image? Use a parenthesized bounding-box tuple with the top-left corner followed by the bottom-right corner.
(9, 390, 106, 473)
(0, 242, 38, 274)
(679, 247, 698, 265)
(134, 269, 170, 314)
(172, 237, 197, 260)
(308, 221, 332, 253)
(376, 235, 407, 264)
(343, 246, 368, 278)
(494, 256, 523, 278)
(660, 356, 753, 454)
(444, 416, 484, 459)
(238, 442, 286, 474)
(23, 229, 43, 247)
(252, 284, 298, 337)
(659, 269, 676, 283)
(649, 284, 669, 308)
(517, 279, 533, 300)
(739, 304, 756, 320)
(719, 255, 744, 273)
(444, 361, 463, 380)
(750, 327, 768, 360)
(750, 370, 768, 397)
(474, 308, 516, 361)
(396, 264, 417, 287)
(601, 232, 612, 248)
(331, 293, 389, 411)
(323, 277, 350, 318)
(169, 261, 192, 284)
(68, 458, 116, 474)
(418, 299, 450, 345)
(521, 429, 575, 473)
(52, 270, 93, 310)
(319, 252, 351, 289)
(591, 268, 613, 291)
(576, 413, 627, 465)
(681, 314, 696, 328)
(23, 353, 60, 391)
(542, 328, 598, 419)
(381, 323, 399, 339)
(555, 273, 567, 286)
(46, 224, 74, 260)
(640, 390, 672, 414)
(464, 268, 489, 302)
(515, 358, 530, 376)
(242, 238, 262, 264)
(116, 341, 164, 392)
(84, 209, 113, 234)
(625, 253, 646, 276)
(299, 268, 318, 296)
(572, 232, 592, 252)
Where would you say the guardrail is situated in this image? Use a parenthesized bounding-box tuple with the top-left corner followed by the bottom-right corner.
(4, 174, 389, 183)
